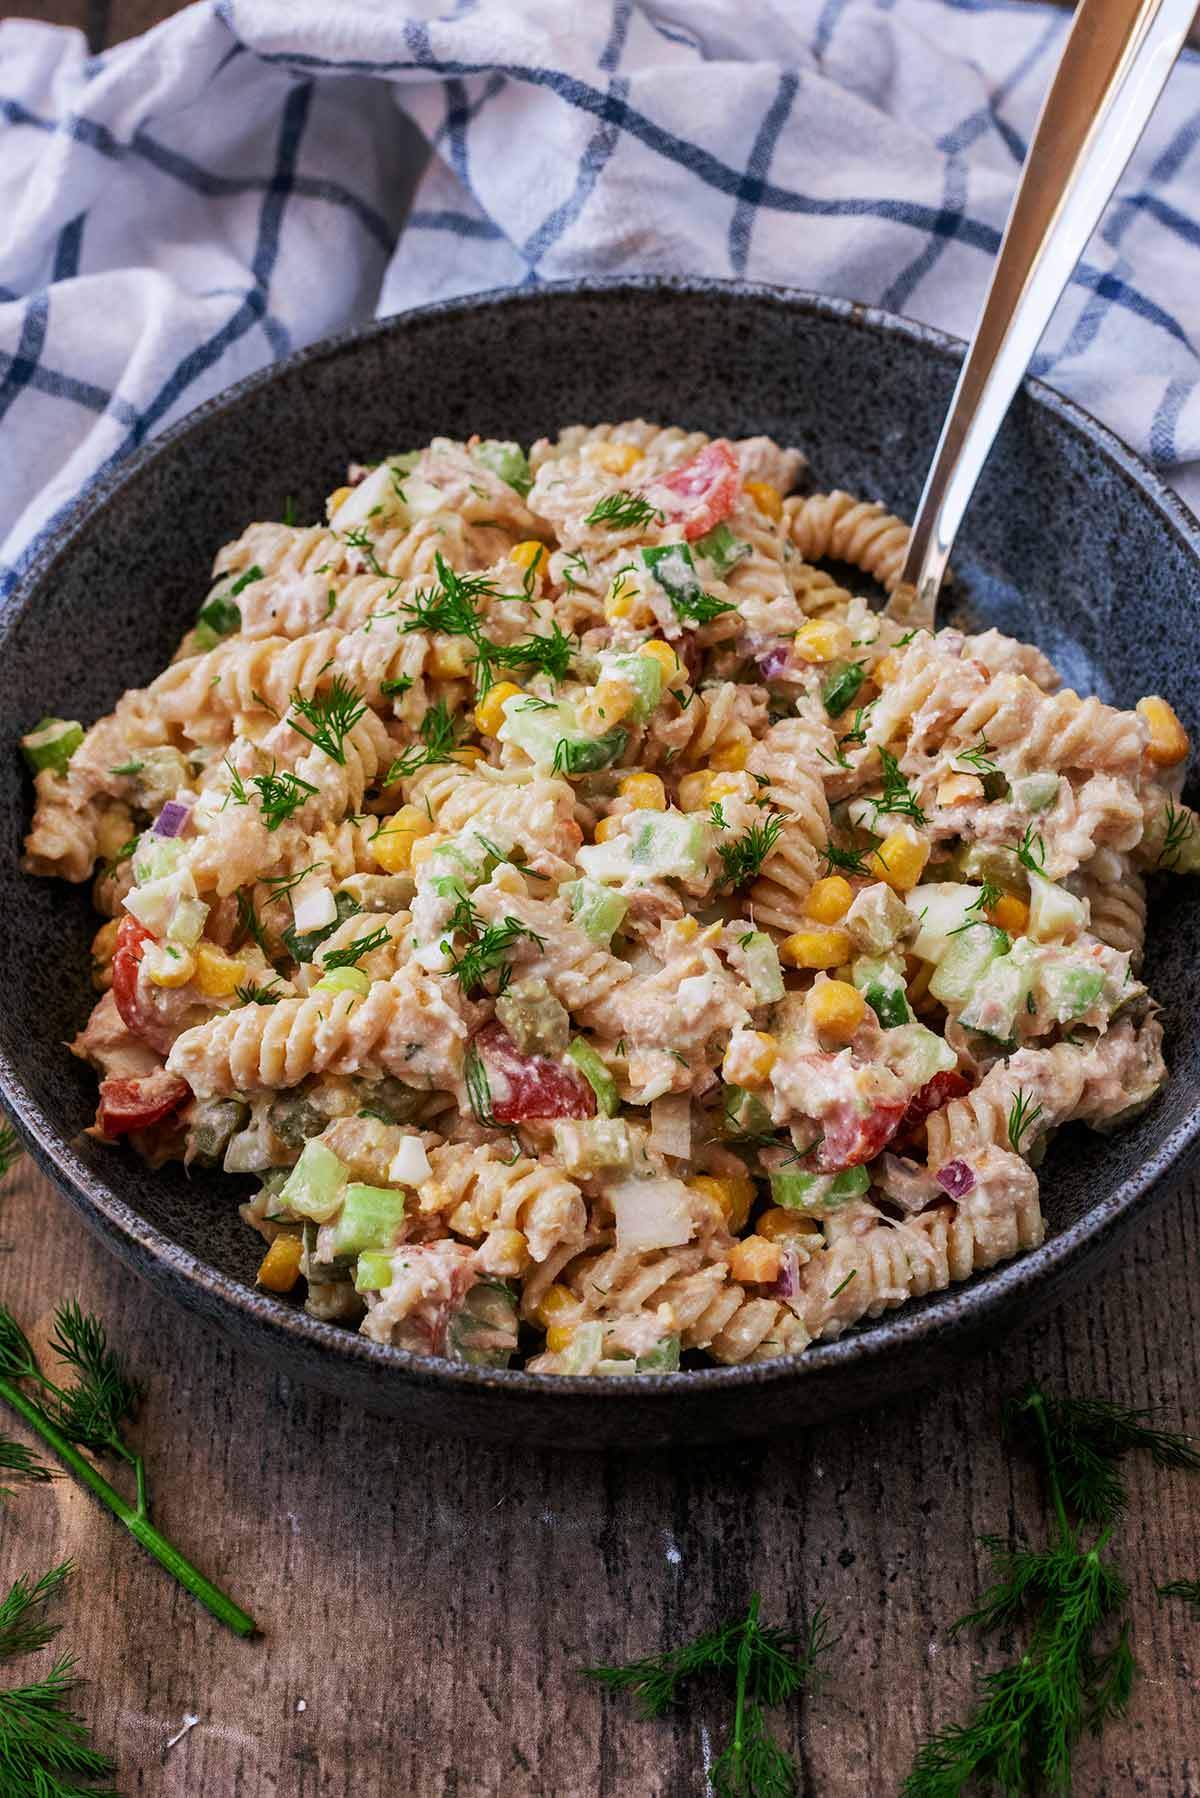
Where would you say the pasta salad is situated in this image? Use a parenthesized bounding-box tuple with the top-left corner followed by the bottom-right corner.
(21, 422, 1197, 1375)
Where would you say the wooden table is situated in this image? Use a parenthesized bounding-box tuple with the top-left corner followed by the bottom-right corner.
(8, 3, 1200, 1792)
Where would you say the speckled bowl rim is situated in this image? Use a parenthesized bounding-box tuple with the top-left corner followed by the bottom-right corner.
(4, 275, 1200, 1407)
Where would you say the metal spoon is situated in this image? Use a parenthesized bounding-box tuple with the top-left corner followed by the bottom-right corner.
(891, 0, 1196, 628)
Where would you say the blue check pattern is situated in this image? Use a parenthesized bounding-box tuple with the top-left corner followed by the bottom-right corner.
(3, 0, 1200, 600)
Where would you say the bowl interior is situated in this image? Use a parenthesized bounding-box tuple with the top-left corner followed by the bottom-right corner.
(2, 280, 1198, 1389)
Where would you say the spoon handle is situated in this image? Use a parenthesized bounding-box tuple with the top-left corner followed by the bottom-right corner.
(892, 0, 1195, 626)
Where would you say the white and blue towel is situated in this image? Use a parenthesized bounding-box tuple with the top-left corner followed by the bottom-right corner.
(3, 0, 1200, 599)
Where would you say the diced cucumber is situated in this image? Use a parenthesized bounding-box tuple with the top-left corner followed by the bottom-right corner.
(167, 895, 209, 950)
(636, 1334, 681, 1373)
(21, 716, 84, 777)
(737, 931, 785, 1004)
(498, 694, 574, 766)
(642, 542, 703, 610)
(929, 923, 1011, 1008)
(194, 593, 242, 650)
(1026, 870, 1088, 943)
(629, 811, 708, 879)
(906, 883, 986, 963)
(822, 662, 866, 717)
(722, 1085, 773, 1140)
(551, 1117, 633, 1173)
(852, 956, 911, 1028)
(553, 727, 628, 775)
(1040, 962, 1106, 1022)
(566, 1038, 619, 1116)
(329, 1183, 406, 1260)
(279, 1140, 348, 1223)
(957, 952, 1035, 1039)
(446, 1278, 520, 1368)
(692, 522, 750, 577)
(1012, 773, 1060, 813)
(354, 1251, 394, 1294)
(770, 1165, 870, 1214)
(123, 866, 198, 936)
(284, 890, 361, 963)
(564, 877, 629, 945)
(600, 651, 663, 724)
(132, 834, 185, 884)
(880, 1021, 958, 1086)
(471, 439, 532, 497)
(557, 1320, 604, 1371)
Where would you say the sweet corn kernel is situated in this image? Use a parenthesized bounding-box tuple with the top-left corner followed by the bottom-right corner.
(803, 875, 854, 924)
(373, 804, 434, 874)
(581, 675, 635, 732)
(326, 484, 352, 518)
(678, 770, 712, 812)
(193, 944, 248, 998)
(706, 772, 744, 802)
(807, 977, 867, 1039)
(780, 927, 852, 970)
(146, 946, 196, 989)
(509, 539, 547, 574)
(689, 1174, 756, 1234)
(618, 772, 667, 810)
(729, 1236, 783, 1284)
(429, 636, 472, 679)
(475, 680, 523, 737)
(745, 480, 783, 521)
(258, 1233, 304, 1293)
(486, 1228, 530, 1275)
(409, 832, 443, 869)
(1137, 695, 1190, 767)
(708, 739, 748, 773)
(986, 894, 1030, 935)
(794, 618, 852, 664)
(545, 1323, 577, 1354)
(587, 441, 645, 475)
(593, 814, 623, 844)
(867, 828, 930, 893)
(757, 1207, 822, 1245)
(670, 916, 700, 943)
(450, 746, 484, 767)
(605, 574, 640, 620)
(722, 1030, 778, 1090)
(535, 1283, 577, 1327)
(874, 650, 901, 686)
(638, 639, 681, 685)
(936, 773, 983, 807)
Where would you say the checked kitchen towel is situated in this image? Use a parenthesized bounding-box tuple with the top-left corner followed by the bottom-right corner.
(3, 0, 1200, 596)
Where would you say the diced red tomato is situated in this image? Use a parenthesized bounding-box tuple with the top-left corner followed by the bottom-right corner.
(97, 1069, 190, 1137)
(473, 1023, 596, 1124)
(652, 440, 741, 541)
(901, 1070, 971, 1132)
(111, 917, 152, 1037)
(815, 1098, 907, 1172)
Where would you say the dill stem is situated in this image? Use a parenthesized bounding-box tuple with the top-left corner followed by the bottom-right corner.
(1028, 1387, 1073, 1545)
(0, 1373, 256, 1637)
(729, 1595, 757, 1777)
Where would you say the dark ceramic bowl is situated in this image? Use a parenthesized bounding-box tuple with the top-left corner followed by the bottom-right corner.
(2, 279, 1198, 1448)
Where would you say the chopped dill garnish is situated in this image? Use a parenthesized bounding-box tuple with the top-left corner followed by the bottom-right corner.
(380, 676, 413, 698)
(584, 490, 663, 531)
(821, 841, 872, 878)
(561, 549, 589, 591)
(282, 495, 298, 526)
(1012, 1390, 1200, 1526)
(235, 980, 282, 1006)
(383, 700, 460, 784)
(1158, 797, 1195, 871)
(441, 904, 545, 997)
(250, 766, 318, 831)
(716, 811, 785, 889)
(320, 926, 392, 971)
(872, 747, 926, 824)
(288, 676, 368, 767)
(100, 837, 138, 881)
(954, 732, 998, 776)
(235, 891, 272, 959)
(342, 524, 388, 577)
(109, 759, 144, 776)
(259, 861, 326, 909)
(1007, 1087, 1044, 1154)
(403, 553, 574, 695)
(1015, 822, 1047, 874)
(709, 801, 728, 831)
(829, 1269, 857, 1299)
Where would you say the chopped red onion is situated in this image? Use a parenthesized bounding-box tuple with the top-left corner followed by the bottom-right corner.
(154, 800, 191, 838)
(757, 645, 793, 681)
(936, 1159, 976, 1199)
(770, 1247, 801, 1300)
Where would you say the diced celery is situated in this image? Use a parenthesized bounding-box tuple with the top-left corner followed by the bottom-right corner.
(21, 717, 83, 777)
(692, 522, 750, 577)
(557, 1320, 604, 1371)
(564, 877, 629, 945)
(629, 812, 708, 879)
(929, 923, 1010, 1007)
(1012, 773, 1060, 813)
(770, 1165, 869, 1214)
(167, 895, 209, 950)
(354, 1251, 394, 1294)
(329, 1183, 406, 1259)
(280, 1140, 348, 1223)
(471, 439, 532, 497)
(284, 890, 361, 962)
(722, 1085, 773, 1140)
(132, 835, 185, 884)
(498, 695, 574, 767)
(906, 883, 985, 963)
(551, 1117, 633, 1173)
(601, 652, 663, 724)
(314, 965, 370, 997)
(636, 1335, 681, 1373)
(123, 867, 197, 937)
(736, 931, 785, 1004)
(566, 1038, 620, 1116)
(446, 1278, 520, 1367)
(1026, 870, 1088, 943)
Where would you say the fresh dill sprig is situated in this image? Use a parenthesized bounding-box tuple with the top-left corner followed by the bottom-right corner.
(954, 733, 998, 776)
(709, 801, 729, 831)
(560, 549, 589, 591)
(821, 841, 872, 878)
(320, 926, 392, 972)
(442, 905, 545, 997)
(288, 675, 368, 766)
(403, 554, 575, 695)
(234, 980, 282, 1006)
(584, 1593, 833, 1797)
(584, 490, 663, 531)
(1008, 1391, 1200, 1526)
(1007, 1088, 1044, 1154)
(1015, 822, 1047, 875)
(341, 524, 388, 576)
(259, 861, 326, 910)
(0, 1303, 255, 1637)
(0, 1561, 118, 1797)
(383, 700, 461, 784)
(235, 891, 272, 960)
(0, 1119, 22, 1183)
(0, 1437, 56, 1503)
(1157, 798, 1196, 871)
(487, 621, 575, 686)
(1157, 1577, 1200, 1611)
(873, 748, 926, 824)
(250, 766, 318, 831)
(717, 811, 786, 890)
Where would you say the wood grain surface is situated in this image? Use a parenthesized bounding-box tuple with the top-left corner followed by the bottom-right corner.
(8, 2, 1200, 1793)
(4, 1153, 1200, 1797)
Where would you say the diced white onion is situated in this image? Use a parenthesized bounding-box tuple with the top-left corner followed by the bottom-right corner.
(389, 1137, 432, 1187)
(609, 1176, 695, 1253)
(292, 881, 337, 933)
(649, 1095, 691, 1159)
